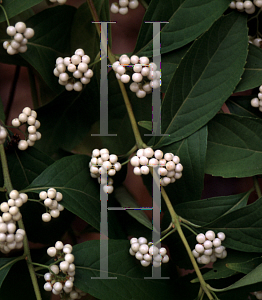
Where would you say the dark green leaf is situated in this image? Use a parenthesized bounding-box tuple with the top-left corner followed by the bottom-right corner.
(114, 186, 152, 230)
(26, 155, 101, 231)
(234, 43, 262, 93)
(227, 257, 262, 274)
(138, 120, 152, 131)
(161, 44, 190, 93)
(203, 197, 262, 252)
(35, 79, 99, 156)
(192, 251, 262, 283)
(73, 240, 175, 300)
(221, 263, 262, 291)
(0, 0, 42, 23)
(226, 95, 262, 118)
(70, 1, 111, 62)
(5, 146, 54, 191)
(0, 257, 20, 288)
(175, 190, 251, 226)
(134, 0, 231, 56)
(206, 114, 262, 177)
(154, 12, 248, 148)
(162, 126, 207, 204)
(0, 259, 49, 300)
(20, 6, 76, 93)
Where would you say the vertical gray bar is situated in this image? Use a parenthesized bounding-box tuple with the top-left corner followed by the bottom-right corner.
(144, 22, 169, 137)
(91, 171, 117, 279)
(92, 22, 116, 137)
(145, 166, 169, 279)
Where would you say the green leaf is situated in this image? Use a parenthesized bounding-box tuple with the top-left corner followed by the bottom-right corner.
(191, 251, 261, 283)
(26, 155, 101, 231)
(161, 44, 191, 93)
(175, 190, 251, 226)
(20, 6, 76, 93)
(206, 114, 262, 177)
(138, 120, 152, 131)
(73, 240, 175, 300)
(114, 186, 152, 230)
(35, 76, 100, 156)
(221, 263, 262, 291)
(162, 126, 207, 204)
(226, 96, 262, 118)
(70, 1, 110, 62)
(227, 257, 262, 275)
(203, 197, 262, 252)
(153, 12, 248, 148)
(0, 259, 49, 300)
(0, 0, 42, 23)
(134, 0, 231, 56)
(0, 257, 20, 288)
(4, 146, 54, 191)
(234, 43, 262, 93)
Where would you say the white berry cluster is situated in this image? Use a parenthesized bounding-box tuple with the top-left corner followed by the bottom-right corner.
(112, 55, 161, 98)
(129, 237, 169, 267)
(89, 149, 122, 194)
(44, 241, 86, 299)
(3, 22, 34, 55)
(250, 85, 262, 111)
(130, 148, 183, 186)
(110, 0, 139, 15)
(49, 0, 67, 4)
(0, 125, 8, 145)
(229, 0, 259, 13)
(254, 291, 262, 299)
(192, 231, 227, 265)
(40, 188, 64, 222)
(0, 190, 28, 254)
(11, 107, 41, 150)
(248, 36, 262, 48)
(54, 49, 93, 92)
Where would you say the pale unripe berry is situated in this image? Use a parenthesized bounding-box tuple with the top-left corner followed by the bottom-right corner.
(131, 242, 140, 252)
(111, 2, 119, 13)
(50, 264, 60, 274)
(149, 245, 159, 256)
(119, 7, 128, 14)
(139, 244, 149, 254)
(47, 247, 57, 257)
(130, 237, 138, 244)
(60, 260, 69, 272)
(217, 232, 226, 241)
(213, 238, 221, 247)
(65, 253, 75, 263)
(23, 28, 34, 39)
(136, 89, 146, 98)
(135, 251, 143, 260)
(18, 140, 28, 150)
(6, 26, 16, 36)
(42, 213, 51, 222)
(203, 240, 213, 249)
(205, 230, 215, 241)
(129, 0, 139, 9)
(195, 244, 205, 254)
(44, 282, 52, 292)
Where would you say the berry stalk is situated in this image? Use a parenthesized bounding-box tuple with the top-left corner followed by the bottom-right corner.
(0, 144, 42, 300)
(160, 187, 215, 300)
(0, 4, 10, 27)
